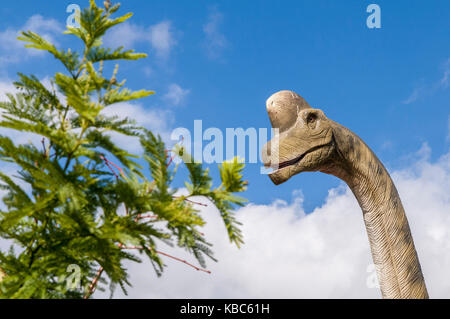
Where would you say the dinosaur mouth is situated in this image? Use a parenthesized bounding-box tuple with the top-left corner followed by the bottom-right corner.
(269, 142, 333, 173)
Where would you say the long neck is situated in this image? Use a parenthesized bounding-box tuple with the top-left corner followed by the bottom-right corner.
(329, 124, 428, 299)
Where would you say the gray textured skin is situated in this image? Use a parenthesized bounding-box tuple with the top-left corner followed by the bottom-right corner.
(262, 90, 429, 299)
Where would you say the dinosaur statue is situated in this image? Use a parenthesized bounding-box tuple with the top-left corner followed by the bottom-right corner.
(262, 90, 428, 299)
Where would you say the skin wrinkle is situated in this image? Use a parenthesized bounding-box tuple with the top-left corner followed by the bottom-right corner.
(262, 90, 428, 299)
(346, 136, 426, 298)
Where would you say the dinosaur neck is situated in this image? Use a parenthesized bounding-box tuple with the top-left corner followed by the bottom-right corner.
(328, 124, 428, 298)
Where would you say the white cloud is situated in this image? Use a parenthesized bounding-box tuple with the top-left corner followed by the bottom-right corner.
(0, 79, 41, 146)
(104, 21, 176, 59)
(0, 14, 63, 64)
(98, 145, 450, 299)
(103, 22, 142, 48)
(149, 21, 176, 59)
(447, 115, 450, 143)
(0, 79, 16, 101)
(440, 58, 450, 89)
(402, 86, 425, 105)
(163, 83, 190, 106)
(0, 77, 59, 146)
(100, 102, 175, 153)
(203, 8, 228, 59)
(403, 58, 450, 104)
(0, 161, 31, 253)
(22, 15, 62, 44)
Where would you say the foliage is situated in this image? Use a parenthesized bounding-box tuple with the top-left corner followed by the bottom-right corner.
(0, 0, 247, 299)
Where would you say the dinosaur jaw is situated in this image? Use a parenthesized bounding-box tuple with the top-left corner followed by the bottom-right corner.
(268, 153, 307, 185)
(267, 142, 333, 185)
(268, 163, 295, 185)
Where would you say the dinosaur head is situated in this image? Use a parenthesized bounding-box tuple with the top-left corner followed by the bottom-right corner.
(262, 90, 336, 185)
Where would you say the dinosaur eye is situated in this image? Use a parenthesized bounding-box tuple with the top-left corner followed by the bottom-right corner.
(307, 114, 316, 123)
(306, 113, 317, 128)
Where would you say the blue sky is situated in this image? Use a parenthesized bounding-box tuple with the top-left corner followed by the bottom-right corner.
(0, 0, 449, 211)
(1, 0, 450, 299)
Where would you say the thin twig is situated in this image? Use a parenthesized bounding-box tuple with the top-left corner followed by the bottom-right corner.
(173, 196, 208, 207)
(41, 138, 48, 158)
(118, 244, 211, 274)
(166, 155, 173, 167)
(155, 249, 211, 274)
(136, 214, 158, 220)
(99, 155, 129, 214)
(164, 148, 174, 168)
(101, 156, 119, 180)
(84, 266, 104, 299)
(99, 155, 125, 179)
